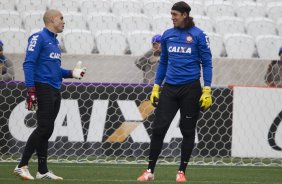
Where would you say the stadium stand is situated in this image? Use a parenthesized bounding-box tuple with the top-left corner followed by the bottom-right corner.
(63, 12, 87, 30)
(49, 0, 80, 13)
(224, 33, 256, 59)
(16, 0, 48, 13)
(87, 13, 120, 34)
(120, 14, 151, 34)
(206, 33, 224, 58)
(193, 15, 214, 33)
(277, 19, 282, 36)
(112, 0, 143, 16)
(235, 2, 265, 18)
(80, 0, 112, 15)
(127, 30, 156, 56)
(63, 29, 94, 54)
(143, 0, 172, 17)
(23, 11, 45, 33)
(215, 17, 245, 35)
(0, 0, 280, 59)
(0, 0, 16, 11)
(256, 35, 282, 59)
(95, 30, 127, 55)
(205, 1, 235, 18)
(245, 17, 277, 37)
(152, 14, 173, 34)
(189, 1, 205, 16)
(266, 2, 282, 22)
(0, 11, 22, 29)
(0, 28, 27, 53)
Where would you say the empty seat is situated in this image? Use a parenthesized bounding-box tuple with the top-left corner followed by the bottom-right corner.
(235, 2, 265, 18)
(95, 30, 127, 55)
(0, 28, 27, 53)
(194, 15, 214, 33)
(267, 2, 282, 22)
(16, 0, 48, 13)
(277, 19, 282, 36)
(120, 14, 151, 34)
(224, 33, 255, 59)
(63, 13, 87, 30)
(152, 14, 172, 34)
(215, 17, 245, 35)
(23, 11, 44, 33)
(206, 33, 223, 58)
(80, 0, 111, 15)
(0, 0, 16, 11)
(128, 31, 156, 56)
(143, 0, 172, 17)
(246, 18, 276, 37)
(112, 0, 143, 16)
(0, 11, 22, 29)
(189, 1, 205, 16)
(205, 1, 235, 18)
(87, 13, 120, 34)
(63, 29, 94, 54)
(256, 35, 282, 59)
(49, 0, 79, 12)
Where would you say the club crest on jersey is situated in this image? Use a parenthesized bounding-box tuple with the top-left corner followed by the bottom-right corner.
(186, 35, 193, 43)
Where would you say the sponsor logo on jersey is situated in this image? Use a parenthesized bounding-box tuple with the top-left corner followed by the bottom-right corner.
(49, 52, 61, 59)
(168, 46, 191, 53)
(28, 35, 39, 51)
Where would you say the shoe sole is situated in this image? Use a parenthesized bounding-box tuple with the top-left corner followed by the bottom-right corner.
(13, 171, 34, 180)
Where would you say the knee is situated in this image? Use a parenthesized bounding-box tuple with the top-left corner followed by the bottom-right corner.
(35, 125, 54, 139)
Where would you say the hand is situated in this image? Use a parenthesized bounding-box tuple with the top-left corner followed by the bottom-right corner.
(150, 84, 160, 107)
(199, 86, 212, 110)
(72, 61, 86, 79)
(25, 87, 38, 111)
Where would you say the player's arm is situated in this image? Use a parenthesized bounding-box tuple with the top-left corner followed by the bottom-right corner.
(23, 34, 43, 87)
(23, 34, 43, 111)
(154, 35, 168, 86)
(198, 31, 213, 110)
(150, 34, 168, 107)
(61, 61, 86, 79)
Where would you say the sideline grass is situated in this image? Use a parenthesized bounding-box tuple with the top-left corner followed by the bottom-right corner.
(1, 162, 282, 184)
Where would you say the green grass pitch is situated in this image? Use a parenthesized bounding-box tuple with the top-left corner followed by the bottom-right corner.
(1, 162, 282, 184)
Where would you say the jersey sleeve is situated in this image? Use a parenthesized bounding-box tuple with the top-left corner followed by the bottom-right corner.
(198, 31, 213, 86)
(23, 34, 43, 87)
(155, 33, 168, 85)
(61, 68, 72, 78)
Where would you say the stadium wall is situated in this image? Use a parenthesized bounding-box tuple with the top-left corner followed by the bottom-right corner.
(7, 53, 270, 86)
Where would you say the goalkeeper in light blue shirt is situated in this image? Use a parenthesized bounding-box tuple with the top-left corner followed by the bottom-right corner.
(137, 1, 213, 182)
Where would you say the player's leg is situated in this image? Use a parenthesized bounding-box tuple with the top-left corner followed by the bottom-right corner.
(177, 80, 201, 182)
(35, 83, 62, 180)
(137, 83, 179, 181)
(15, 83, 55, 179)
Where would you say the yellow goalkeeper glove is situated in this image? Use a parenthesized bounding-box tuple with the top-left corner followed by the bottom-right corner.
(199, 86, 212, 110)
(150, 84, 160, 107)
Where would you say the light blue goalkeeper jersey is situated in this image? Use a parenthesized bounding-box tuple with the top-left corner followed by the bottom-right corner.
(155, 26, 212, 86)
(23, 28, 72, 89)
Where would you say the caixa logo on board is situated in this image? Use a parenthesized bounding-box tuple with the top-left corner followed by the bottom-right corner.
(8, 100, 194, 144)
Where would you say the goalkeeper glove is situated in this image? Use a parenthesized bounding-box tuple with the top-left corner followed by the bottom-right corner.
(72, 61, 86, 79)
(199, 86, 212, 110)
(25, 87, 38, 111)
(150, 84, 160, 107)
